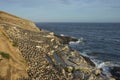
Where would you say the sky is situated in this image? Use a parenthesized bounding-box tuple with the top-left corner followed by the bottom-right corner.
(0, 0, 120, 22)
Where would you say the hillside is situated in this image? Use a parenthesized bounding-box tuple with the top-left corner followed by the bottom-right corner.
(0, 11, 115, 80)
(0, 26, 28, 80)
(0, 11, 40, 32)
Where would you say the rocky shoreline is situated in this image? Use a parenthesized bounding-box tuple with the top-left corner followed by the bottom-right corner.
(0, 11, 117, 80)
(54, 34, 96, 66)
(3, 25, 114, 80)
(54, 34, 120, 80)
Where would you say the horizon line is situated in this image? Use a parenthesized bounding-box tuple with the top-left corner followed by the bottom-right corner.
(35, 22, 120, 23)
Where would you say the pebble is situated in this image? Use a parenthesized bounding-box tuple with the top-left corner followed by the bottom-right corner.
(66, 66, 74, 73)
(95, 69, 101, 75)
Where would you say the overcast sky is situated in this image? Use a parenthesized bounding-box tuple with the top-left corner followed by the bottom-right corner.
(0, 0, 120, 22)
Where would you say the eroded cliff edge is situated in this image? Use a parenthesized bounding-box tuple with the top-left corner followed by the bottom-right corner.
(0, 11, 115, 80)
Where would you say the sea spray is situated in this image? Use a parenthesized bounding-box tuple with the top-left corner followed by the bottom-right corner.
(69, 37, 84, 45)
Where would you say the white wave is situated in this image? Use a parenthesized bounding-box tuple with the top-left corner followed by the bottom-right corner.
(81, 51, 91, 57)
(79, 50, 120, 78)
(95, 61, 120, 77)
(69, 37, 84, 45)
(96, 61, 120, 69)
(115, 39, 120, 42)
(60, 34, 65, 36)
(97, 62, 111, 69)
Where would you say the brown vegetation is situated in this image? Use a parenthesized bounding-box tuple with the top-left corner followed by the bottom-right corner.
(0, 11, 40, 32)
(0, 25, 28, 80)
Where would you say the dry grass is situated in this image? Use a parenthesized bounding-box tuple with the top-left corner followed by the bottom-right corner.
(0, 11, 40, 79)
(0, 27, 28, 80)
(0, 11, 40, 32)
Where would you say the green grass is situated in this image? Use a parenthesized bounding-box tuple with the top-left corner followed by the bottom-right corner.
(0, 51, 10, 59)
(12, 42, 18, 47)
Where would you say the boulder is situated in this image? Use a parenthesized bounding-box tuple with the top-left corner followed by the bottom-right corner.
(66, 66, 74, 73)
(55, 34, 78, 44)
(110, 66, 120, 80)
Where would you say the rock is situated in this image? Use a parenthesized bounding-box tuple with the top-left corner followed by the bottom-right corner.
(68, 73, 73, 79)
(62, 45, 69, 50)
(51, 39, 54, 42)
(55, 34, 78, 44)
(51, 50, 54, 53)
(88, 74, 95, 80)
(110, 66, 120, 80)
(54, 45, 58, 49)
(35, 62, 37, 66)
(66, 66, 74, 73)
(82, 56, 96, 67)
(95, 69, 101, 75)
(109, 77, 116, 80)
(36, 46, 42, 48)
(49, 50, 54, 55)
(62, 69, 66, 76)
(49, 32, 54, 35)
(70, 51, 76, 57)
(79, 68, 91, 73)
(73, 71, 84, 80)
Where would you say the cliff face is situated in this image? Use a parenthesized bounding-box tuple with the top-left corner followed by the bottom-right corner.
(0, 11, 115, 80)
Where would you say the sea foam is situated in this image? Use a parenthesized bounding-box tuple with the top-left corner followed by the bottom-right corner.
(69, 37, 84, 45)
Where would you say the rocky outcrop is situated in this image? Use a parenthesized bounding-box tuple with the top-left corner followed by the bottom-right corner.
(54, 34, 78, 44)
(0, 11, 115, 80)
(110, 67, 120, 80)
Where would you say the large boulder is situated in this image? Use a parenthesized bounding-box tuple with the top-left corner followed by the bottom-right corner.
(110, 66, 120, 80)
(55, 34, 78, 44)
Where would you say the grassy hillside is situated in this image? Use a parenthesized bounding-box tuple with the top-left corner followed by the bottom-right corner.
(0, 17, 28, 80)
(0, 11, 40, 32)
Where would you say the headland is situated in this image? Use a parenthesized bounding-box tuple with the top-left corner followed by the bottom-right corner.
(0, 11, 116, 80)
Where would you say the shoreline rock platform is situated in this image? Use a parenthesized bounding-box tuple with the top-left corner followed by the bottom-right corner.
(0, 11, 116, 80)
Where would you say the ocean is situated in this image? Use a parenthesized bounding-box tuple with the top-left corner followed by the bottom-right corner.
(36, 22, 120, 74)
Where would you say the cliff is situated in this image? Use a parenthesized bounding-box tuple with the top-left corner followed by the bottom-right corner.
(0, 11, 115, 80)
